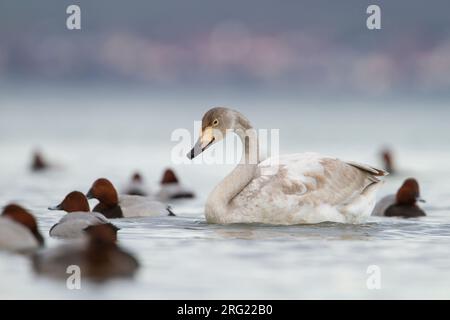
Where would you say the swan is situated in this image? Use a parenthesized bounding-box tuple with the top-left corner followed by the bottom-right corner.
(187, 107, 387, 225)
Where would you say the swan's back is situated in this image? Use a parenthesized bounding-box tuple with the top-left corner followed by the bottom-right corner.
(226, 153, 386, 224)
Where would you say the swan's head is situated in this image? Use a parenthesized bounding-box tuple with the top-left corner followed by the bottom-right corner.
(187, 107, 250, 159)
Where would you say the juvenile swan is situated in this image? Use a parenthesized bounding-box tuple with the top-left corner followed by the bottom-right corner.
(187, 107, 387, 225)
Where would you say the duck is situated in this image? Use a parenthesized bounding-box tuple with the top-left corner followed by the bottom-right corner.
(86, 178, 174, 218)
(372, 178, 426, 217)
(32, 224, 139, 282)
(124, 172, 149, 196)
(31, 150, 50, 172)
(381, 148, 395, 174)
(0, 204, 44, 251)
(48, 191, 115, 239)
(186, 107, 387, 225)
(157, 168, 195, 200)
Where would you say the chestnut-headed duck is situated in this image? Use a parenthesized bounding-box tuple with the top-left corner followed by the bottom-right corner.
(31, 150, 50, 172)
(372, 178, 426, 217)
(157, 168, 195, 201)
(33, 224, 139, 282)
(381, 149, 395, 174)
(48, 191, 114, 239)
(124, 172, 149, 196)
(0, 204, 44, 252)
(86, 178, 174, 218)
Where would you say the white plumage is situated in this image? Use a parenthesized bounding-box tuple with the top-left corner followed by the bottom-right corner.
(119, 195, 170, 217)
(189, 107, 387, 225)
(206, 153, 385, 224)
(0, 217, 40, 251)
(49, 212, 110, 238)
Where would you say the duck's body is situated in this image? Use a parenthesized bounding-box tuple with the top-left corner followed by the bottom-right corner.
(33, 224, 139, 282)
(124, 183, 148, 197)
(372, 195, 426, 218)
(124, 172, 149, 196)
(372, 179, 426, 218)
(32, 242, 139, 281)
(384, 204, 426, 217)
(157, 169, 195, 200)
(0, 204, 44, 252)
(87, 178, 173, 218)
(157, 184, 195, 201)
(93, 195, 170, 218)
(371, 194, 396, 216)
(49, 212, 111, 238)
(188, 107, 387, 225)
(0, 217, 40, 251)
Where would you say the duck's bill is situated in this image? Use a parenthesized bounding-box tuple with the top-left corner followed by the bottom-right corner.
(187, 137, 215, 159)
(48, 203, 62, 211)
(417, 197, 426, 203)
(86, 189, 94, 199)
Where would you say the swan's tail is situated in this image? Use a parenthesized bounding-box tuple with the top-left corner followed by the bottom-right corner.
(345, 161, 389, 180)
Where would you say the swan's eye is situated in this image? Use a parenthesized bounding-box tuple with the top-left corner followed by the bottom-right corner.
(212, 119, 219, 126)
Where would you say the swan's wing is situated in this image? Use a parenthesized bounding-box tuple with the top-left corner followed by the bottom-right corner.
(345, 161, 388, 177)
(235, 153, 385, 208)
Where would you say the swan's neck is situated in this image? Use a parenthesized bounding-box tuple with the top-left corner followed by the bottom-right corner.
(206, 127, 259, 221)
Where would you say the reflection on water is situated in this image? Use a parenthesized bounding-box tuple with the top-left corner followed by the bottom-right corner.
(1, 90, 450, 299)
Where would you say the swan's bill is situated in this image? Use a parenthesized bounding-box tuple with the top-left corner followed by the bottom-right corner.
(187, 137, 215, 159)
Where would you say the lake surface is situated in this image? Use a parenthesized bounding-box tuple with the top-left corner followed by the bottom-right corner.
(1, 86, 449, 299)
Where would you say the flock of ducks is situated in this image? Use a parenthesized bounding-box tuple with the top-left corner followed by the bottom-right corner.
(0, 107, 428, 282)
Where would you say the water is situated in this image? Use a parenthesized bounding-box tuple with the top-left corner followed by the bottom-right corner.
(1, 86, 450, 299)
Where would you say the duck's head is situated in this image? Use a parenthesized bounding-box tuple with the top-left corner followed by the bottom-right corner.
(31, 150, 48, 171)
(86, 178, 119, 207)
(381, 148, 395, 173)
(187, 107, 251, 159)
(396, 178, 425, 206)
(131, 172, 143, 183)
(2, 204, 44, 246)
(84, 223, 120, 246)
(161, 168, 179, 184)
(49, 191, 90, 213)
